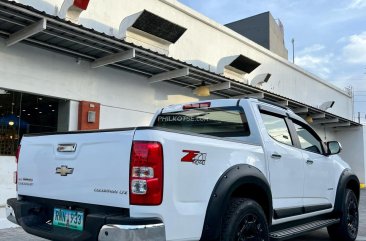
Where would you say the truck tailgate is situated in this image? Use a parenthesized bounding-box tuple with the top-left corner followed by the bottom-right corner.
(17, 130, 134, 208)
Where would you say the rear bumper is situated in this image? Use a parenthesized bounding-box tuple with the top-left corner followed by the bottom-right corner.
(98, 223, 165, 241)
(7, 198, 166, 241)
(6, 198, 18, 225)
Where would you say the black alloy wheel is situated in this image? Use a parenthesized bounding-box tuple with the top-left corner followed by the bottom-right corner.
(328, 189, 359, 241)
(346, 191, 359, 238)
(236, 213, 266, 241)
(221, 198, 269, 241)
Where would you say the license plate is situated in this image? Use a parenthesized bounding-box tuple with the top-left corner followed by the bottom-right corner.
(53, 208, 84, 231)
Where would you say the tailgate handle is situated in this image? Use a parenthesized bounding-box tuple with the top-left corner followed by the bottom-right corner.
(57, 144, 77, 152)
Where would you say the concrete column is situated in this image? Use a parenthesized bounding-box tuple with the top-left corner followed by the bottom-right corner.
(57, 100, 79, 132)
(57, 100, 70, 132)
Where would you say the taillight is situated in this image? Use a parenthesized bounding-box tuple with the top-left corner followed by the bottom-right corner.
(13, 170, 17, 185)
(130, 141, 163, 205)
(15, 145, 21, 162)
(14, 145, 21, 186)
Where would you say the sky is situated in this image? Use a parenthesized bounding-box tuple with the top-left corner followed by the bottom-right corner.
(179, 0, 366, 121)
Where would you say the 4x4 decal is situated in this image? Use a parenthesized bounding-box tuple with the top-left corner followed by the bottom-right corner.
(181, 150, 207, 165)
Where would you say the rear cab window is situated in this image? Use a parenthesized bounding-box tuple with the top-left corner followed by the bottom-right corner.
(154, 106, 250, 139)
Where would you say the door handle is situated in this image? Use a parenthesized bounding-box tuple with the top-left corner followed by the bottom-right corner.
(306, 160, 314, 165)
(271, 153, 282, 159)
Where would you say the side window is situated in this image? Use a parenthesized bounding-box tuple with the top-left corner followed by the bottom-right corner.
(293, 122, 323, 154)
(261, 113, 293, 146)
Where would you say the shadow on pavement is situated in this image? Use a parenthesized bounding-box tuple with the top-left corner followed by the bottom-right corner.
(0, 190, 365, 241)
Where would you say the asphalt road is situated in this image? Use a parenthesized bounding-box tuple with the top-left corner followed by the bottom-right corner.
(0, 190, 365, 241)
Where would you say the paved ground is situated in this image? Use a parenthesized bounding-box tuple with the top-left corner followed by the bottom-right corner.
(0, 190, 365, 241)
(0, 207, 18, 229)
(288, 189, 366, 241)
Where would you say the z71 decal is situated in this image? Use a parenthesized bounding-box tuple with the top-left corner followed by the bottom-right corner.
(181, 150, 207, 165)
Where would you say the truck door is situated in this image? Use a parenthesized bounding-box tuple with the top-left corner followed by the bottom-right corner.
(260, 112, 305, 219)
(291, 121, 334, 211)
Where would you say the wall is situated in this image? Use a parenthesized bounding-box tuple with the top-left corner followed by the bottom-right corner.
(0, 37, 220, 208)
(313, 125, 365, 184)
(362, 126, 366, 184)
(100, 106, 153, 129)
(268, 14, 288, 59)
(334, 127, 366, 184)
(313, 126, 338, 143)
(0, 38, 219, 128)
(12, 0, 353, 120)
(0, 156, 16, 205)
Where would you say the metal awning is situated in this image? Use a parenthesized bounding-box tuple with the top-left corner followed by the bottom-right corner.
(0, 0, 361, 128)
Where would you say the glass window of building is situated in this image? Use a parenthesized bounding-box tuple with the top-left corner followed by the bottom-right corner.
(0, 89, 60, 156)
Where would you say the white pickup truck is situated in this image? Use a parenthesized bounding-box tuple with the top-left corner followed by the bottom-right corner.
(7, 98, 360, 241)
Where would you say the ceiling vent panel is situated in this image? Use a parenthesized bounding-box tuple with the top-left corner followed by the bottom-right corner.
(217, 55, 261, 83)
(132, 10, 186, 43)
(229, 55, 261, 74)
(117, 10, 187, 55)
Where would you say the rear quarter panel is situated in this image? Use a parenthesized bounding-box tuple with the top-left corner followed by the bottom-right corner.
(130, 129, 265, 241)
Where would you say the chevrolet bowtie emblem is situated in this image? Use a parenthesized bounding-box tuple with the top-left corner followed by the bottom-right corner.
(56, 165, 74, 176)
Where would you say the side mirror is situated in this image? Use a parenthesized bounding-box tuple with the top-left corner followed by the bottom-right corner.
(327, 141, 342, 155)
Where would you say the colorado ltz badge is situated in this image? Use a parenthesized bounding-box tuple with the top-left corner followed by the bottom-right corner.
(181, 150, 207, 165)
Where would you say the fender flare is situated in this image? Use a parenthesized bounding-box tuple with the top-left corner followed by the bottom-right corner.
(334, 169, 360, 214)
(200, 164, 272, 241)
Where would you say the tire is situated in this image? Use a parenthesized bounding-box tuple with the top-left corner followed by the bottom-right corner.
(327, 189, 359, 241)
(221, 198, 269, 241)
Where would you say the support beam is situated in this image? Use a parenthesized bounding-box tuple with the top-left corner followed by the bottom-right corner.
(323, 122, 351, 128)
(300, 113, 326, 120)
(149, 67, 189, 84)
(232, 92, 264, 99)
(312, 118, 339, 125)
(91, 49, 135, 68)
(311, 113, 326, 119)
(208, 82, 231, 92)
(293, 107, 308, 114)
(332, 126, 362, 131)
(276, 100, 289, 106)
(6, 18, 47, 47)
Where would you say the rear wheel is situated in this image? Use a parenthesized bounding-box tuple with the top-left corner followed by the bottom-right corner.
(221, 198, 269, 241)
(327, 189, 359, 241)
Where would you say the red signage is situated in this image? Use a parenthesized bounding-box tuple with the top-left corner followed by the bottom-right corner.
(73, 0, 90, 10)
